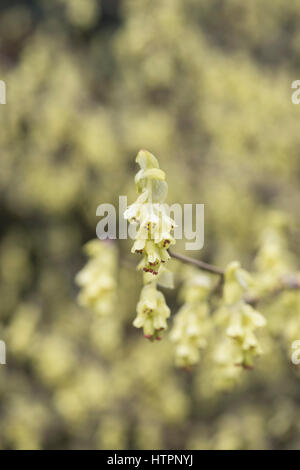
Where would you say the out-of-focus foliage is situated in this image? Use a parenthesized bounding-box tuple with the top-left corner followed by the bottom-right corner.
(1, 0, 300, 450)
(75, 239, 117, 316)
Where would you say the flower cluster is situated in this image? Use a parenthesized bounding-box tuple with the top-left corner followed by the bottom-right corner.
(75, 240, 117, 316)
(125, 150, 175, 340)
(134, 283, 171, 340)
(124, 150, 175, 276)
(216, 261, 266, 369)
(254, 211, 293, 295)
(171, 270, 211, 366)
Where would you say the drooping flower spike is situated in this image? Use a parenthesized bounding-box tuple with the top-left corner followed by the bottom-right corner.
(216, 261, 266, 369)
(171, 270, 212, 367)
(125, 150, 176, 339)
(124, 150, 176, 276)
(75, 240, 117, 316)
(134, 283, 171, 341)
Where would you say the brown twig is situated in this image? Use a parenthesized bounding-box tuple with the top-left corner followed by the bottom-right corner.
(168, 250, 300, 306)
(123, 248, 300, 307)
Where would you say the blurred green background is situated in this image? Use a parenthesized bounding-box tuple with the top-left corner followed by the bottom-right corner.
(1, 0, 300, 449)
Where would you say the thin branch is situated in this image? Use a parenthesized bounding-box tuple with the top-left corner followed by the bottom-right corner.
(122, 247, 300, 307)
(168, 249, 225, 276)
(168, 249, 300, 306)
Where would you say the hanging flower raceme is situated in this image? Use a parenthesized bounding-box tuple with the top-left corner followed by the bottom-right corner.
(75, 240, 117, 316)
(171, 269, 212, 367)
(134, 283, 171, 341)
(254, 211, 294, 295)
(124, 150, 176, 276)
(216, 261, 266, 369)
(125, 150, 175, 340)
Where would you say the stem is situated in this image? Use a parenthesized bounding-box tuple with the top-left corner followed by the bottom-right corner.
(168, 249, 225, 276)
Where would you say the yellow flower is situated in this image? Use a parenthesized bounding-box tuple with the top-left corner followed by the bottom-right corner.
(171, 270, 212, 367)
(75, 240, 117, 316)
(217, 261, 266, 369)
(134, 283, 170, 340)
(124, 150, 175, 276)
